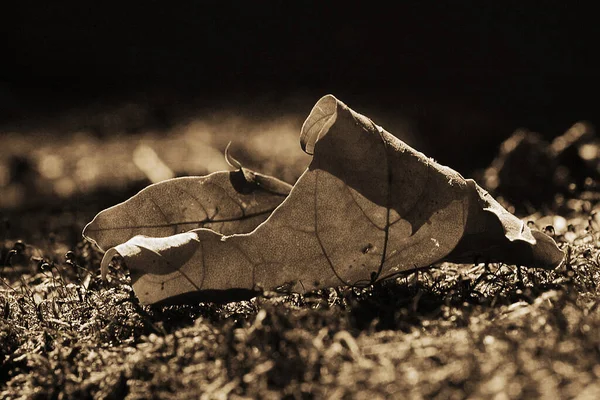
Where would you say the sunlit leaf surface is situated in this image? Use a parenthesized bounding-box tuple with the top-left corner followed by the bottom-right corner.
(83, 170, 291, 250)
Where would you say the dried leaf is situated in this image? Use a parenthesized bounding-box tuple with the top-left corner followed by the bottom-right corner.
(85, 95, 564, 305)
(83, 170, 292, 251)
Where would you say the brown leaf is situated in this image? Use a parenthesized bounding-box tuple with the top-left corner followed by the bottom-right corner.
(83, 169, 292, 251)
(90, 95, 564, 305)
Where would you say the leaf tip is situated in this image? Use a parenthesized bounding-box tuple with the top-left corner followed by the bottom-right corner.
(81, 220, 102, 250)
(300, 94, 339, 155)
(530, 230, 565, 269)
(224, 141, 243, 170)
(100, 247, 121, 281)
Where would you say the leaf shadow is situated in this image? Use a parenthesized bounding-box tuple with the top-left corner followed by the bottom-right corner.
(340, 263, 573, 333)
(137, 260, 580, 338)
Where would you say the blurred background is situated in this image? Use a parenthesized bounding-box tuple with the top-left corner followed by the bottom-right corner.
(1, 2, 598, 219)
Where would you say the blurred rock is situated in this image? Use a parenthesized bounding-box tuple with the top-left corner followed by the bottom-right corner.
(482, 130, 556, 211)
(482, 122, 599, 213)
(551, 122, 598, 192)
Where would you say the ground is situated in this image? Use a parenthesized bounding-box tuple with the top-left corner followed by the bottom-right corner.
(0, 100, 599, 399)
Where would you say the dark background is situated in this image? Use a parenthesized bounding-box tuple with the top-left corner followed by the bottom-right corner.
(1, 2, 597, 172)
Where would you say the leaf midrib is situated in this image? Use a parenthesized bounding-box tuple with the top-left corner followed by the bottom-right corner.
(86, 208, 277, 233)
